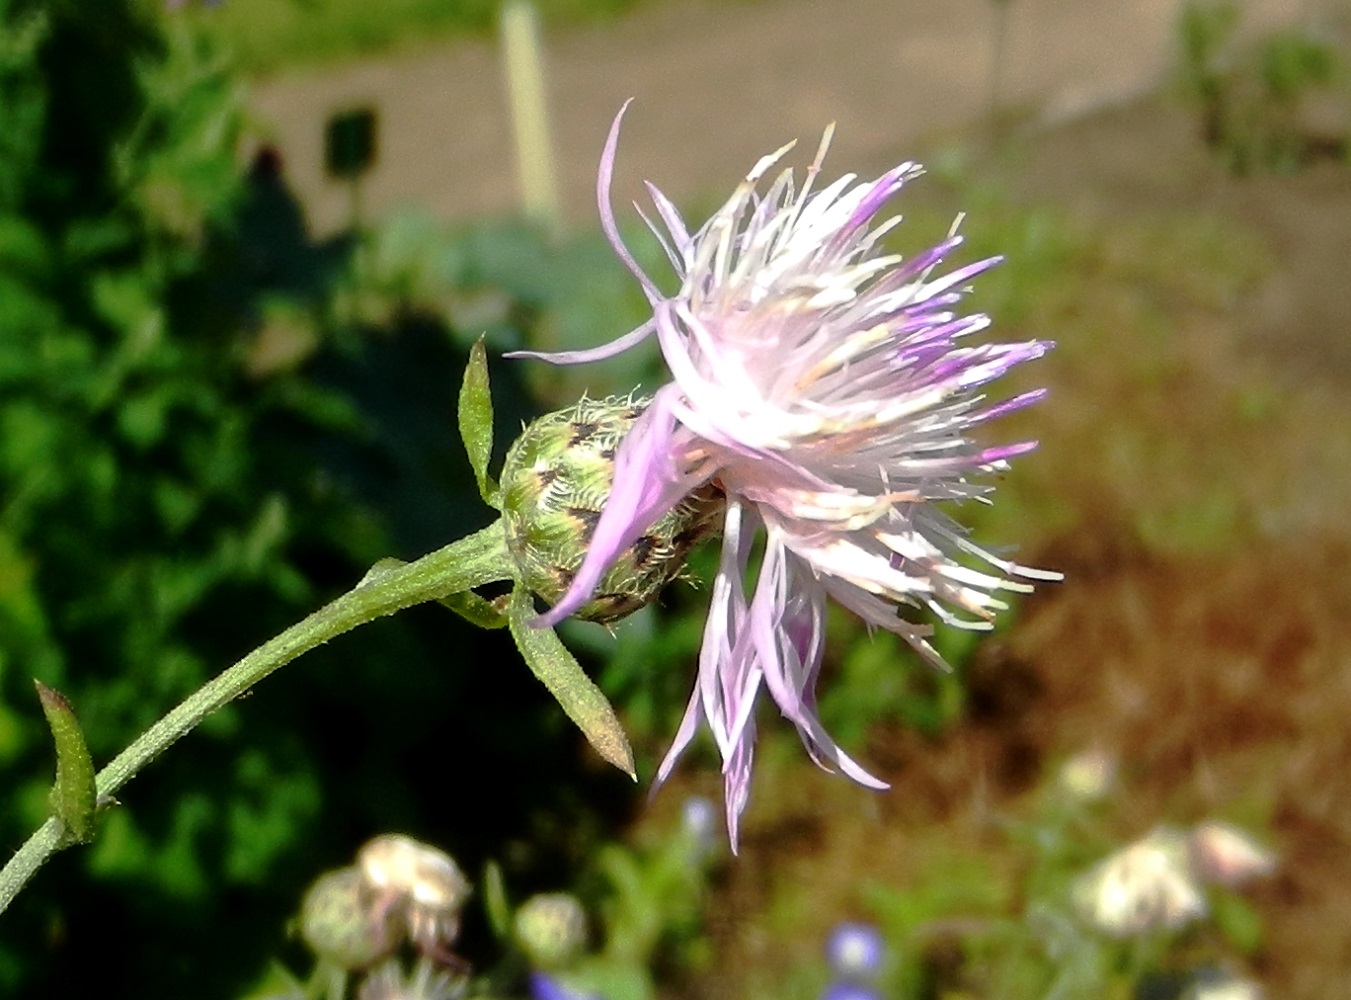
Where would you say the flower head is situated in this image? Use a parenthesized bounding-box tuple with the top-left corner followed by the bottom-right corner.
(820, 986, 883, 1000)
(527, 972, 602, 1000)
(1056, 747, 1117, 804)
(679, 795, 720, 860)
(357, 834, 472, 955)
(1184, 968, 1265, 1000)
(511, 103, 1057, 847)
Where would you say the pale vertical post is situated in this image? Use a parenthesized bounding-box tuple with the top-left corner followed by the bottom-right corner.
(500, 0, 561, 237)
(986, 0, 1015, 144)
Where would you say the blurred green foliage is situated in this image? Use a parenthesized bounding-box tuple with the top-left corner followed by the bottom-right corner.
(190, 0, 636, 75)
(166, 0, 770, 76)
(1177, 1, 1346, 173)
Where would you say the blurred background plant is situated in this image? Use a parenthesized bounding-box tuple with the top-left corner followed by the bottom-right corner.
(1177, 0, 1346, 173)
(742, 751, 1273, 1000)
(241, 802, 718, 1000)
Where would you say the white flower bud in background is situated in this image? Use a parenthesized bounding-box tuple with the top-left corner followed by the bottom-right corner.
(1188, 821, 1276, 888)
(513, 892, 589, 970)
(358, 834, 472, 955)
(1055, 747, 1117, 804)
(1073, 826, 1207, 937)
(300, 867, 401, 970)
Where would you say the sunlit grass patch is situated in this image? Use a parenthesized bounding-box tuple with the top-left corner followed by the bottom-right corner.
(161, 0, 766, 75)
(163, 0, 638, 74)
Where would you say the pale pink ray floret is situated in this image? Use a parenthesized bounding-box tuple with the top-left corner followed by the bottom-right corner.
(509, 103, 1060, 849)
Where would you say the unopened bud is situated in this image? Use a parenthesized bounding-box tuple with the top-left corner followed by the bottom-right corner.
(513, 893, 588, 970)
(300, 867, 400, 970)
(358, 834, 472, 953)
(500, 396, 722, 624)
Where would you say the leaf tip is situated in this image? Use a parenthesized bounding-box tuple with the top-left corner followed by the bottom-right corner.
(33, 679, 69, 713)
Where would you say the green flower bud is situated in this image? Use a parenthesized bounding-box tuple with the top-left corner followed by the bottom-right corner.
(500, 396, 722, 624)
(513, 892, 588, 970)
(300, 867, 400, 970)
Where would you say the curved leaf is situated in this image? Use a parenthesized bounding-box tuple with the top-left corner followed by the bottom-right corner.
(507, 586, 634, 777)
(458, 337, 501, 509)
(35, 682, 98, 846)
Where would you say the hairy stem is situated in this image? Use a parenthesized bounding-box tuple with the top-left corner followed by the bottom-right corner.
(0, 520, 512, 915)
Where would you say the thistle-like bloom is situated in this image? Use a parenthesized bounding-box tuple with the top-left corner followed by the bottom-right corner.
(512, 103, 1057, 846)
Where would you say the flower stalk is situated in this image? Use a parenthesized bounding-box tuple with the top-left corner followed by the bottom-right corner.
(0, 521, 516, 915)
(1, 338, 673, 914)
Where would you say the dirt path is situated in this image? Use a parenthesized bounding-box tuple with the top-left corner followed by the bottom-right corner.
(248, 0, 1301, 237)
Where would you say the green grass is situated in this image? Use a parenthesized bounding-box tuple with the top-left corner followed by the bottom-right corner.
(166, 0, 754, 76)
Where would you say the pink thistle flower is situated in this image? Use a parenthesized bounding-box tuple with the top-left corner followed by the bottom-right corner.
(510, 103, 1058, 848)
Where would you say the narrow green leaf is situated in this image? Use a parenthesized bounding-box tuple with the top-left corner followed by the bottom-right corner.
(507, 586, 635, 778)
(359, 557, 507, 628)
(35, 682, 98, 845)
(458, 337, 500, 509)
(357, 556, 407, 587)
(439, 590, 509, 629)
(481, 860, 512, 941)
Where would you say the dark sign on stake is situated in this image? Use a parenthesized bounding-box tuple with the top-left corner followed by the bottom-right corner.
(325, 107, 378, 180)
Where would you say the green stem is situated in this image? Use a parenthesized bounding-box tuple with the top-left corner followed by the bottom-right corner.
(0, 520, 512, 915)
